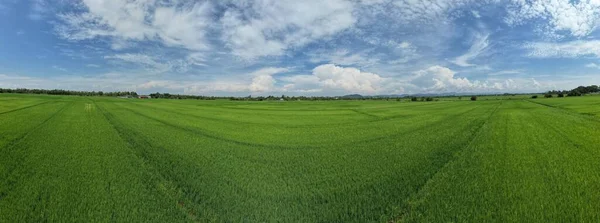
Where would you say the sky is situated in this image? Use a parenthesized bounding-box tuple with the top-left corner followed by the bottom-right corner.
(1, 0, 600, 96)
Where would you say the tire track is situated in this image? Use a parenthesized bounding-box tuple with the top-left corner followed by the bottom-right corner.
(0, 101, 50, 116)
(113, 102, 317, 150)
(392, 101, 503, 222)
(349, 104, 487, 146)
(0, 102, 69, 201)
(95, 101, 228, 222)
(526, 99, 600, 124)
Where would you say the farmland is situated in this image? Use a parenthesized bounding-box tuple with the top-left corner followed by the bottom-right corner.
(1, 94, 600, 222)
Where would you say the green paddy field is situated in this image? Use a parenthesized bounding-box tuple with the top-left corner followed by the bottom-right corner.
(1, 94, 600, 222)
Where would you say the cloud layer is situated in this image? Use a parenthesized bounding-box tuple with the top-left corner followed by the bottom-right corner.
(1, 0, 600, 95)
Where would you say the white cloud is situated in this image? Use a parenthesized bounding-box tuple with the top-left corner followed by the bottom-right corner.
(406, 66, 548, 93)
(488, 70, 523, 76)
(248, 67, 289, 92)
(585, 63, 600, 69)
(283, 64, 384, 94)
(52, 65, 68, 72)
(105, 53, 170, 73)
(28, 0, 50, 20)
(104, 53, 207, 73)
(220, 0, 356, 59)
(524, 40, 600, 58)
(410, 66, 474, 92)
(506, 0, 600, 38)
(388, 0, 484, 24)
(452, 33, 489, 67)
(381, 40, 420, 64)
(55, 0, 211, 51)
(398, 41, 412, 49)
(308, 49, 380, 67)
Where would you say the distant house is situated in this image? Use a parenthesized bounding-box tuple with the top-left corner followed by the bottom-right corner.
(138, 95, 151, 99)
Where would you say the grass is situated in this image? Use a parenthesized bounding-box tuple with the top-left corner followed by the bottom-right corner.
(1, 94, 600, 222)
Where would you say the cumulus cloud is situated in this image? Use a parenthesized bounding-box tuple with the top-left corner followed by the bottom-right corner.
(524, 40, 600, 58)
(248, 67, 289, 92)
(282, 64, 385, 94)
(220, 0, 356, 59)
(410, 66, 474, 92)
(406, 66, 547, 93)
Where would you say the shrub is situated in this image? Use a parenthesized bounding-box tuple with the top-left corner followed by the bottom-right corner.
(558, 93, 564, 98)
(544, 94, 553, 98)
(471, 96, 477, 101)
(410, 97, 418, 102)
(531, 95, 538, 99)
(426, 97, 434, 101)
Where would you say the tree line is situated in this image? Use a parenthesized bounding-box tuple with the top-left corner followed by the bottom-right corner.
(546, 85, 599, 97)
(148, 92, 221, 100)
(0, 88, 138, 97)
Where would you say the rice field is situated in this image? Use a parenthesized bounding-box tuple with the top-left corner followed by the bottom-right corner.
(1, 94, 600, 222)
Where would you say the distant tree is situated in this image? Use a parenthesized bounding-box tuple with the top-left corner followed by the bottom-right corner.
(568, 90, 582, 97)
(410, 97, 418, 102)
(558, 93, 565, 98)
(458, 96, 462, 100)
(544, 94, 553, 98)
(425, 97, 434, 101)
(531, 95, 538, 99)
(470, 96, 477, 101)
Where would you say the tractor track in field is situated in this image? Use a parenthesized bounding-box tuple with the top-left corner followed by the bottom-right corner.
(125, 101, 393, 128)
(526, 99, 600, 125)
(0, 101, 51, 116)
(124, 101, 352, 128)
(128, 100, 470, 127)
(94, 100, 204, 222)
(525, 100, 600, 158)
(0, 102, 70, 201)
(350, 109, 381, 119)
(392, 101, 503, 222)
(95, 100, 245, 222)
(112, 102, 317, 150)
(349, 104, 486, 147)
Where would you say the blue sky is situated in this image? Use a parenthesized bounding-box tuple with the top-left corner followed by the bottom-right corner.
(1, 0, 600, 96)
